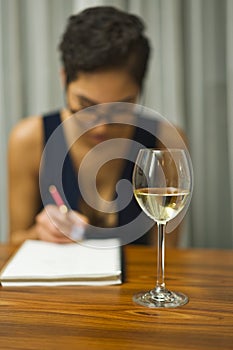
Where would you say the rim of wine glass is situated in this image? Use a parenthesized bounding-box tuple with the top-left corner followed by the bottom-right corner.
(138, 147, 189, 152)
(137, 147, 194, 194)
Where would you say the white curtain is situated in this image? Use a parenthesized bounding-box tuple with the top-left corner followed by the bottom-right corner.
(184, 0, 233, 247)
(1, 0, 233, 248)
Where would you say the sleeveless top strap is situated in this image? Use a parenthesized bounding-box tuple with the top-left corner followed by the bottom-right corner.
(40, 111, 80, 210)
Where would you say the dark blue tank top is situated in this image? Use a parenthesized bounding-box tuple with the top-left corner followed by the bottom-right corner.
(40, 110, 158, 244)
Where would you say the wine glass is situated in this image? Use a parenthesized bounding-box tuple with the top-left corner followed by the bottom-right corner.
(132, 148, 193, 308)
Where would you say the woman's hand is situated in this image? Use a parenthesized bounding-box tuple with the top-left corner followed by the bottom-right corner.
(35, 205, 89, 243)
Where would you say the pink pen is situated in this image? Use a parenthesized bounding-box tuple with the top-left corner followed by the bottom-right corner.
(49, 185, 68, 214)
(49, 185, 85, 240)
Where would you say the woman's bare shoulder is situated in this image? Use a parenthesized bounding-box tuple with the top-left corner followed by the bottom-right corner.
(9, 115, 43, 145)
(8, 115, 44, 168)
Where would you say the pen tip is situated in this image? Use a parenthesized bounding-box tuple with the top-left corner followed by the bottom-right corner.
(49, 185, 56, 193)
(59, 204, 68, 214)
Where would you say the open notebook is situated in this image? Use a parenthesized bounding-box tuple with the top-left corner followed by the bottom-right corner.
(0, 239, 123, 286)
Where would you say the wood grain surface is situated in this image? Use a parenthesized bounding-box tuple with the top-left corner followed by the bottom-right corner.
(0, 244, 233, 350)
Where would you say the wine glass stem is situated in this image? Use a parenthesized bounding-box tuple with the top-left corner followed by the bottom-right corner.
(156, 223, 166, 291)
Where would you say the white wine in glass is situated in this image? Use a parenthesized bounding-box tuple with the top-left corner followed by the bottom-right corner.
(132, 148, 193, 308)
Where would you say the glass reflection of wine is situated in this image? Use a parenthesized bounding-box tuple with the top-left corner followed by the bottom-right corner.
(132, 149, 193, 308)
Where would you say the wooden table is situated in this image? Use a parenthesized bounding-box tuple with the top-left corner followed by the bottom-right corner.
(0, 244, 233, 350)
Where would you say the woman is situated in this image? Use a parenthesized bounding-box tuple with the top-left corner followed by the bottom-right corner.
(8, 6, 180, 245)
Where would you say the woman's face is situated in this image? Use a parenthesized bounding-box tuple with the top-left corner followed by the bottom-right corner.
(65, 69, 140, 146)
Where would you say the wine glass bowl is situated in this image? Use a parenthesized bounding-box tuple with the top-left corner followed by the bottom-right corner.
(132, 148, 193, 308)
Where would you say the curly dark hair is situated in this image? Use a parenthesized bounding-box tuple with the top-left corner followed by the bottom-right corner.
(58, 6, 150, 89)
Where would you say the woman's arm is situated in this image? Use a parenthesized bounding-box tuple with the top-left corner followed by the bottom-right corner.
(8, 116, 88, 245)
(8, 116, 42, 244)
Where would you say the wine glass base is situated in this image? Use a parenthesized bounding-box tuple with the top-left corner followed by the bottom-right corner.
(133, 288, 188, 308)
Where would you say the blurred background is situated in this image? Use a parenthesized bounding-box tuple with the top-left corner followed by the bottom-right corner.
(1, 0, 233, 248)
